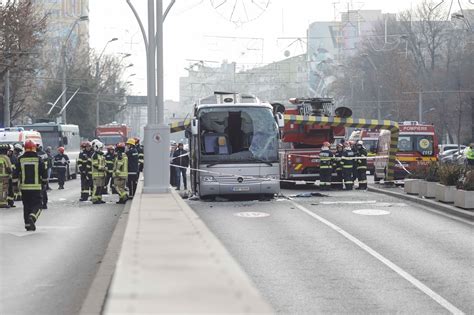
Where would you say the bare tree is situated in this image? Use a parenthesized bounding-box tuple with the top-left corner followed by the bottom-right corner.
(0, 0, 47, 124)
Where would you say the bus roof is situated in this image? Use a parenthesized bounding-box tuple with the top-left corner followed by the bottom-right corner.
(17, 123, 79, 132)
(196, 102, 273, 111)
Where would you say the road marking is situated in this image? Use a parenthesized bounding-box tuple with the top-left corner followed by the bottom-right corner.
(234, 212, 270, 218)
(289, 200, 464, 315)
(4, 232, 37, 237)
(353, 209, 391, 216)
(320, 200, 377, 205)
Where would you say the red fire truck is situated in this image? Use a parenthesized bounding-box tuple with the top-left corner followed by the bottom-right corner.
(374, 121, 438, 181)
(277, 98, 351, 185)
(95, 123, 131, 146)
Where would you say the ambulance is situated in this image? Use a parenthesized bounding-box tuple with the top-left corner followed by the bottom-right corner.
(0, 127, 43, 148)
(374, 121, 438, 181)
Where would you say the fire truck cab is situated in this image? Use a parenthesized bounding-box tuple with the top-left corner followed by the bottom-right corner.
(278, 98, 349, 184)
(374, 121, 438, 181)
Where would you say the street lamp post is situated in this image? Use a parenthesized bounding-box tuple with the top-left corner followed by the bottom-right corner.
(61, 15, 88, 124)
(95, 38, 119, 127)
(126, 0, 175, 193)
(362, 54, 381, 120)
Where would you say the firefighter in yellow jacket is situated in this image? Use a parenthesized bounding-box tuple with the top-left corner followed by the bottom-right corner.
(12, 140, 48, 231)
(0, 144, 13, 208)
(113, 142, 128, 204)
(91, 140, 106, 204)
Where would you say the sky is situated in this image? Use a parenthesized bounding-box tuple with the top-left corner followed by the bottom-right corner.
(88, 0, 471, 101)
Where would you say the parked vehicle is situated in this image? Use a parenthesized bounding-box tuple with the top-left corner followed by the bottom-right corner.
(374, 121, 439, 181)
(17, 123, 80, 179)
(0, 127, 43, 147)
(277, 97, 351, 183)
(187, 92, 283, 198)
(438, 144, 466, 157)
(95, 123, 131, 146)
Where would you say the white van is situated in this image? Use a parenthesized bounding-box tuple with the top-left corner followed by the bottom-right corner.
(0, 127, 43, 147)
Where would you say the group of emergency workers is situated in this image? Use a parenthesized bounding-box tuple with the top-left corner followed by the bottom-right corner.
(78, 137, 142, 206)
(318, 140, 368, 190)
(0, 136, 143, 232)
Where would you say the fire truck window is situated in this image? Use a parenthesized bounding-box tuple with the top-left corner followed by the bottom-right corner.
(398, 136, 412, 151)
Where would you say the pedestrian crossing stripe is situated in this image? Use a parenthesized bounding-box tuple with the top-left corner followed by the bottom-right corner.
(169, 115, 399, 182)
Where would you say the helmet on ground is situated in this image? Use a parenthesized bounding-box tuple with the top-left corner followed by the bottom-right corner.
(93, 140, 103, 152)
(24, 140, 36, 152)
(107, 145, 114, 151)
(126, 138, 136, 146)
(57, 147, 65, 154)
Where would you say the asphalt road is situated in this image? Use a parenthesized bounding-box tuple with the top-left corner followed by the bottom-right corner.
(0, 179, 124, 315)
(188, 186, 474, 314)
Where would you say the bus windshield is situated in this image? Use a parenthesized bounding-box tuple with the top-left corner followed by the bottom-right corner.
(199, 106, 279, 163)
(40, 131, 61, 150)
(398, 135, 434, 156)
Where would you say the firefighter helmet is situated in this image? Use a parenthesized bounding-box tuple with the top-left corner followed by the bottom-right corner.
(356, 140, 364, 146)
(14, 143, 23, 151)
(58, 147, 65, 154)
(126, 138, 136, 146)
(107, 145, 114, 151)
(24, 140, 36, 152)
(134, 137, 140, 144)
(93, 140, 103, 152)
(0, 144, 9, 153)
(323, 141, 331, 147)
(116, 142, 125, 152)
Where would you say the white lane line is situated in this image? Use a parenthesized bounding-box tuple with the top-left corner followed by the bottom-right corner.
(289, 200, 465, 315)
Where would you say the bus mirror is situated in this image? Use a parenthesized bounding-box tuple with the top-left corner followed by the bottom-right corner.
(275, 112, 285, 128)
(191, 118, 198, 135)
(62, 136, 68, 145)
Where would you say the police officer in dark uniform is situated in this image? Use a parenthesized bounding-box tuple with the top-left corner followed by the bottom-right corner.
(36, 144, 48, 209)
(342, 142, 355, 190)
(331, 143, 344, 190)
(12, 140, 48, 231)
(126, 138, 139, 197)
(53, 147, 69, 189)
(78, 141, 93, 201)
(355, 140, 368, 190)
(104, 145, 115, 194)
(319, 141, 333, 190)
(135, 137, 144, 175)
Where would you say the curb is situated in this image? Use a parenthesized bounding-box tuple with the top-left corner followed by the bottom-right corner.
(78, 199, 132, 315)
(368, 185, 474, 222)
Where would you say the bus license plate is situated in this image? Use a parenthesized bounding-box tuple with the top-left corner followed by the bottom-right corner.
(233, 187, 250, 192)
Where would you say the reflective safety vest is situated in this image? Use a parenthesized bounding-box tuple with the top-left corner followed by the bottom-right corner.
(114, 153, 128, 178)
(342, 150, 355, 168)
(319, 150, 333, 169)
(91, 152, 106, 179)
(466, 147, 474, 160)
(17, 156, 46, 190)
(0, 155, 12, 177)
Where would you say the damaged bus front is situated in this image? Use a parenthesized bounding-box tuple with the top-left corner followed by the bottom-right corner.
(188, 93, 283, 198)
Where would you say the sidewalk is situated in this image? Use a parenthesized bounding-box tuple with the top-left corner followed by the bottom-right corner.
(368, 184, 474, 222)
(103, 180, 273, 314)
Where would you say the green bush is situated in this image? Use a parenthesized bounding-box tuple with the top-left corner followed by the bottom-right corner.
(457, 169, 474, 191)
(439, 164, 463, 186)
(407, 164, 428, 179)
(425, 162, 439, 182)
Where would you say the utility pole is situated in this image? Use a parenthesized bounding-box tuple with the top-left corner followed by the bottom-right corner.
(418, 91, 423, 123)
(96, 61, 100, 127)
(4, 59, 10, 127)
(61, 48, 67, 124)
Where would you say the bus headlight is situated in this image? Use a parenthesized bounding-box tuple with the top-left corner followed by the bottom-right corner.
(265, 175, 279, 180)
(201, 176, 216, 182)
